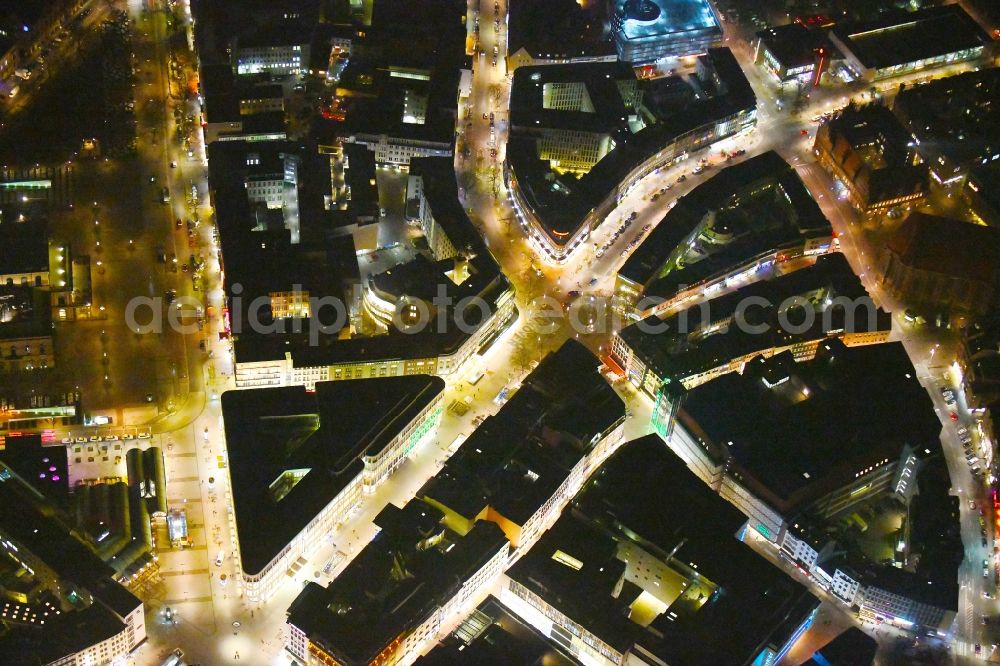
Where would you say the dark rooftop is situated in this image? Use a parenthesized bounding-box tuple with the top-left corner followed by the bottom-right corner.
(832, 5, 991, 71)
(885, 211, 1000, 284)
(0, 217, 48, 277)
(893, 67, 1000, 177)
(619, 151, 830, 289)
(756, 22, 830, 70)
(507, 0, 613, 60)
(507, 48, 755, 246)
(0, 465, 142, 662)
(508, 434, 818, 665)
(216, 149, 510, 368)
(221, 375, 445, 575)
(286, 502, 508, 665)
(679, 340, 941, 510)
(969, 160, 1000, 225)
(419, 340, 625, 525)
(821, 103, 928, 203)
(619, 253, 892, 385)
(508, 61, 637, 134)
(414, 597, 577, 666)
(316, 0, 467, 147)
(802, 627, 877, 666)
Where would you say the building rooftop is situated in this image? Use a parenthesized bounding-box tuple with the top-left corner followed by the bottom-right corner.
(821, 103, 928, 204)
(885, 211, 1000, 284)
(802, 627, 877, 666)
(235, 17, 314, 50)
(221, 375, 444, 575)
(619, 253, 892, 385)
(619, 151, 830, 290)
(679, 340, 941, 511)
(611, 0, 721, 46)
(756, 22, 829, 70)
(414, 597, 577, 666)
(408, 156, 490, 258)
(434, 341, 622, 515)
(318, 0, 467, 147)
(0, 284, 51, 340)
(508, 434, 818, 664)
(507, 48, 755, 247)
(0, 217, 48, 277)
(968, 160, 1000, 224)
(507, 0, 614, 61)
(508, 61, 638, 134)
(286, 502, 508, 665)
(901, 456, 962, 610)
(215, 148, 511, 368)
(892, 67, 1000, 179)
(832, 5, 990, 71)
(419, 340, 624, 525)
(0, 466, 142, 663)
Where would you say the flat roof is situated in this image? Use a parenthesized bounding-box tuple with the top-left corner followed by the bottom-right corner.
(833, 5, 990, 71)
(893, 67, 1000, 174)
(969, 160, 1000, 219)
(0, 468, 142, 662)
(803, 627, 877, 666)
(508, 435, 818, 664)
(418, 340, 625, 522)
(321, 0, 467, 147)
(903, 456, 962, 610)
(211, 146, 511, 368)
(221, 375, 445, 574)
(508, 61, 637, 134)
(756, 22, 828, 69)
(0, 284, 52, 340)
(620, 151, 830, 288)
(507, 0, 614, 60)
(620, 253, 892, 383)
(414, 597, 577, 665)
(612, 0, 720, 42)
(0, 217, 48, 276)
(507, 48, 755, 246)
(679, 340, 941, 509)
(287, 502, 508, 665)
